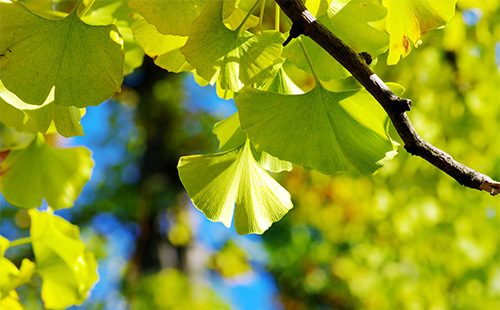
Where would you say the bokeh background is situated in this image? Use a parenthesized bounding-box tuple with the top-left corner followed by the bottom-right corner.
(1, 1, 499, 309)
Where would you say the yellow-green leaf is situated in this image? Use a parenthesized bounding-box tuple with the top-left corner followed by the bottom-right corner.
(131, 18, 192, 73)
(29, 210, 98, 309)
(0, 135, 94, 209)
(181, 0, 284, 95)
(82, 0, 145, 75)
(129, 0, 208, 36)
(382, 0, 457, 64)
(237, 83, 403, 175)
(0, 81, 84, 137)
(0, 2, 123, 107)
(178, 140, 293, 234)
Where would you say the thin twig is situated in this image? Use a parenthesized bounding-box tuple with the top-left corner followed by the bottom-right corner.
(274, 0, 499, 196)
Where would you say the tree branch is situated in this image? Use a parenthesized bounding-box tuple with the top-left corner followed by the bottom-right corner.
(275, 0, 499, 196)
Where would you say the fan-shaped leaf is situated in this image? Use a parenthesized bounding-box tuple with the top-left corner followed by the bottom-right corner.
(237, 83, 403, 175)
(181, 0, 284, 96)
(0, 81, 83, 137)
(129, 0, 208, 36)
(29, 210, 98, 309)
(178, 140, 293, 234)
(0, 2, 123, 107)
(132, 18, 192, 73)
(0, 135, 93, 209)
(382, 0, 457, 64)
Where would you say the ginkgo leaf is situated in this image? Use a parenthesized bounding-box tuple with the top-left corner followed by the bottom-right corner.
(0, 134, 94, 209)
(129, 0, 208, 36)
(213, 112, 247, 152)
(284, 0, 388, 81)
(382, 0, 457, 64)
(29, 210, 98, 309)
(178, 140, 293, 234)
(0, 1, 123, 107)
(237, 83, 404, 175)
(181, 0, 284, 95)
(0, 123, 35, 152)
(0, 81, 83, 137)
(0, 258, 35, 300)
(286, 0, 388, 80)
(222, 0, 259, 31)
(304, 0, 332, 17)
(132, 18, 192, 73)
(82, 0, 145, 75)
(0, 236, 35, 301)
(213, 112, 293, 173)
(257, 67, 304, 95)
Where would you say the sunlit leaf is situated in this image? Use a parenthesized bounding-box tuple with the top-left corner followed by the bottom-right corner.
(222, 0, 259, 31)
(82, 0, 144, 75)
(0, 1, 123, 107)
(178, 140, 293, 234)
(213, 112, 292, 173)
(0, 135, 94, 209)
(257, 66, 304, 94)
(284, 0, 388, 81)
(382, 0, 457, 64)
(0, 123, 35, 151)
(0, 236, 35, 302)
(0, 81, 84, 137)
(237, 83, 404, 175)
(304, 0, 332, 17)
(129, 0, 208, 36)
(131, 18, 192, 73)
(181, 0, 284, 95)
(29, 210, 98, 309)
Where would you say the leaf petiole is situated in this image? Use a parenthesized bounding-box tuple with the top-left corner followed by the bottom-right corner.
(298, 38, 319, 82)
(258, 0, 267, 32)
(8, 237, 32, 249)
(74, 0, 96, 18)
(236, 0, 262, 34)
(275, 3, 280, 31)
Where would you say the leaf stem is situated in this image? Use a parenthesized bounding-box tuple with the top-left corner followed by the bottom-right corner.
(9, 237, 32, 249)
(298, 38, 319, 82)
(259, 0, 267, 32)
(74, 0, 96, 18)
(275, 3, 280, 31)
(236, 0, 262, 34)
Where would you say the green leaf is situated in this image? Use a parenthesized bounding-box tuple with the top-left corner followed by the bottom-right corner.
(129, 0, 208, 36)
(181, 0, 284, 95)
(0, 236, 35, 301)
(82, 0, 145, 75)
(257, 67, 304, 94)
(131, 18, 192, 73)
(213, 112, 247, 152)
(222, 0, 259, 31)
(213, 112, 293, 173)
(284, 0, 388, 81)
(0, 1, 123, 107)
(0, 135, 94, 209)
(29, 209, 98, 309)
(0, 81, 84, 137)
(382, 0, 457, 64)
(0, 123, 35, 152)
(237, 83, 403, 175)
(0, 291, 23, 310)
(178, 140, 293, 234)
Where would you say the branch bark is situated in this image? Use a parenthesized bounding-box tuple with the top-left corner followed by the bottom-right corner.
(275, 0, 499, 196)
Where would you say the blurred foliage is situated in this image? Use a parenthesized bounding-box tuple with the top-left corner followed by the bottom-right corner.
(130, 269, 230, 310)
(263, 3, 500, 309)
